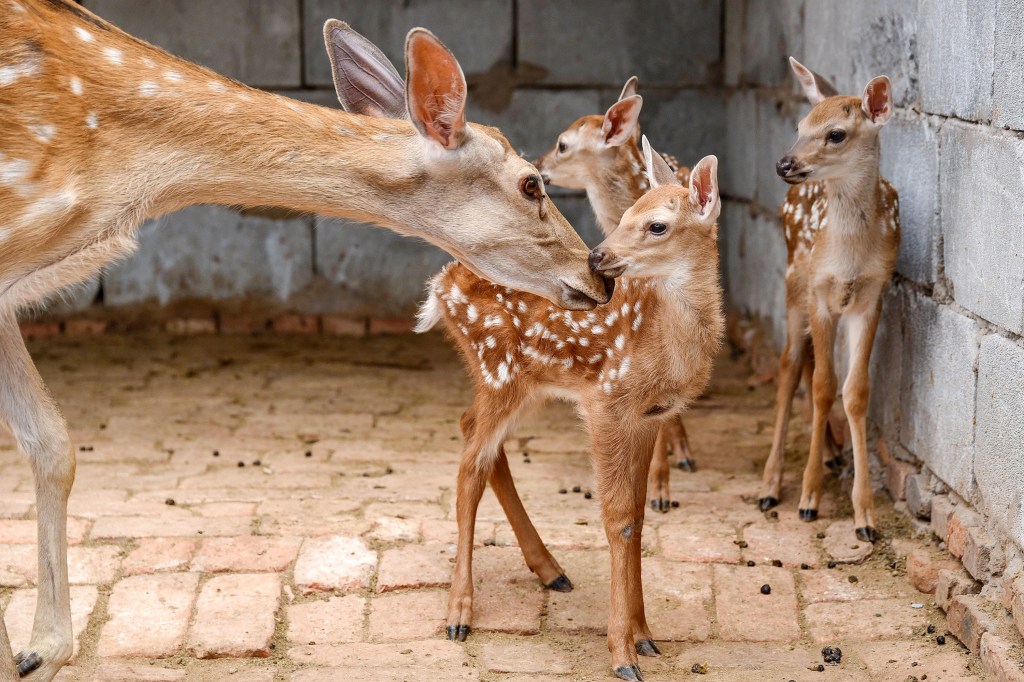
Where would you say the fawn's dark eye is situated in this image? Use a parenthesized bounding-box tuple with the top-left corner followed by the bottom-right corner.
(521, 175, 543, 200)
(827, 130, 846, 144)
(557, 140, 567, 153)
(649, 222, 668, 235)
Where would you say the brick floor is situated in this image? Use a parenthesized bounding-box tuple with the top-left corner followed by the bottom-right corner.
(0, 333, 989, 680)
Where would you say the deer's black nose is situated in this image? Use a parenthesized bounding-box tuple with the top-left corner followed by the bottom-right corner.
(588, 250, 606, 272)
(776, 156, 796, 177)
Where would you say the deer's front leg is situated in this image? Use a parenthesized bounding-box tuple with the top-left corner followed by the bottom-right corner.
(647, 428, 671, 513)
(800, 310, 838, 521)
(446, 448, 492, 642)
(842, 305, 882, 542)
(0, 616, 16, 682)
(758, 325, 809, 510)
(0, 311, 74, 682)
(672, 418, 696, 472)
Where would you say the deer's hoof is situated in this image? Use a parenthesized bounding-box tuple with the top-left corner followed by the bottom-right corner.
(825, 456, 844, 473)
(445, 624, 470, 642)
(635, 639, 661, 657)
(855, 526, 879, 543)
(614, 664, 644, 681)
(758, 496, 779, 512)
(15, 651, 42, 677)
(546, 574, 574, 592)
(676, 458, 697, 472)
(798, 508, 818, 522)
(650, 498, 671, 513)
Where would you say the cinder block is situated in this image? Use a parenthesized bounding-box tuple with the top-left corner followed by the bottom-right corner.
(880, 115, 940, 285)
(723, 90, 758, 201)
(314, 218, 451, 318)
(868, 287, 905, 441)
(722, 0, 745, 88)
(634, 90, 725, 173)
(905, 473, 933, 520)
(802, 0, 919, 107)
(754, 94, 801, 213)
(994, 0, 1024, 131)
(548, 193, 602, 248)
(517, 0, 721, 87)
(940, 122, 1024, 334)
(918, 1, 996, 120)
(974, 333, 1024, 543)
(85, 0, 302, 87)
(104, 207, 314, 306)
(730, 0, 804, 88)
(898, 292, 979, 499)
(303, 0, 512, 87)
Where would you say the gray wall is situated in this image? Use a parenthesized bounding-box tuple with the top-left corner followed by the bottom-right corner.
(720, 0, 1024, 555)
(69, 0, 723, 317)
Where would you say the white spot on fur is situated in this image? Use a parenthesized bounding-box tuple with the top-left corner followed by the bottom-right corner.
(138, 81, 159, 96)
(74, 27, 94, 42)
(164, 71, 183, 83)
(631, 313, 643, 331)
(208, 81, 227, 93)
(29, 123, 56, 143)
(142, 58, 157, 69)
(0, 56, 41, 87)
(466, 304, 479, 323)
(614, 334, 625, 350)
(0, 154, 31, 185)
(103, 47, 123, 65)
(605, 311, 619, 325)
(85, 112, 98, 129)
(69, 76, 83, 95)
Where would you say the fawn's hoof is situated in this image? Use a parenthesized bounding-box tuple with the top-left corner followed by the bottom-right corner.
(855, 526, 879, 543)
(650, 498, 672, 513)
(614, 664, 644, 681)
(635, 639, 661, 657)
(676, 458, 697, 472)
(758, 496, 779, 512)
(15, 651, 42, 677)
(825, 456, 844, 473)
(546, 574, 574, 592)
(445, 624, 470, 642)
(798, 508, 818, 522)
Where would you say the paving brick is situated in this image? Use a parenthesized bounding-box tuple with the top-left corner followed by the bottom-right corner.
(980, 632, 1024, 682)
(714, 564, 799, 642)
(658, 520, 741, 564)
(741, 520, 821, 568)
(643, 560, 712, 642)
(321, 315, 366, 337)
(480, 641, 571, 675)
(376, 543, 452, 593)
(936, 568, 980, 612)
(4, 586, 98, 658)
(294, 535, 376, 594)
(286, 595, 365, 645)
(187, 573, 281, 658)
(931, 495, 955, 541)
(90, 515, 252, 540)
(948, 594, 1001, 652)
(287, 640, 473, 680)
(804, 598, 928, 642)
(165, 317, 216, 335)
(467, 547, 545, 636)
(918, 0, 996, 120)
(123, 538, 196, 575)
(271, 315, 319, 335)
(907, 548, 961, 594)
(89, 662, 185, 681)
(963, 525, 1004, 581)
(800, 568, 913, 604)
(0, 519, 89, 545)
(852, 640, 984, 681)
(68, 545, 122, 585)
(948, 506, 984, 559)
(190, 536, 302, 573)
(822, 520, 874, 564)
(98, 573, 199, 658)
(367, 590, 446, 642)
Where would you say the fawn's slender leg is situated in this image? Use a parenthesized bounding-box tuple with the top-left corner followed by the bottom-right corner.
(488, 451, 572, 590)
(0, 309, 75, 682)
(0, 617, 15, 682)
(805, 353, 844, 473)
(842, 304, 882, 542)
(672, 418, 696, 472)
(799, 310, 838, 521)
(646, 427, 671, 512)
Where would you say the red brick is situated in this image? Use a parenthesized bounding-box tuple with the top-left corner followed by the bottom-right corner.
(89, 662, 186, 681)
(4, 585, 98, 658)
(272, 314, 319, 335)
(980, 632, 1024, 682)
(367, 590, 446, 642)
(165, 317, 216, 335)
(287, 641, 472, 680)
(741, 520, 821, 568)
(947, 506, 983, 559)
(936, 568, 980, 611)
(0, 518, 89, 545)
(322, 315, 366, 336)
(469, 547, 545, 636)
(822, 520, 874, 563)
(931, 494, 955, 540)
(658, 520, 740, 564)
(190, 536, 301, 573)
(98, 573, 199, 658)
(714, 564, 799, 642)
(122, 538, 196, 575)
(804, 598, 928, 642)
(800, 568, 913, 604)
(294, 535, 376, 594)
(852, 640, 984, 680)
(642, 560, 712, 642)
(219, 314, 269, 335)
(947, 594, 999, 652)
(286, 595, 365, 645)
(963, 525, 1002, 580)
(368, 317, 414, 335)
(65, 319, 109, 336)
(376, 543, 452, 593)
(480, 641, 572, 674)
(90, 515, 251, 540)
(907, 547, 961, 594)
(187, 573, 281, 658)
(886, 457, 917, 501)
(68, 545, 122, 584)
(20, 321, 61, 339)
(193, 501, 256, 518)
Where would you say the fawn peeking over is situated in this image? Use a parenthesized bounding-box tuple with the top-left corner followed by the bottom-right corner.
(417, 139, 724, 681)
(535, 76, 698, 513)
(759, 57, 900, 543)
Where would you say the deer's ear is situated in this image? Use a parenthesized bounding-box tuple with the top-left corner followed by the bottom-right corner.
(323, 20, 407, 119)
(405, 28, 467, 150)
(618, 75, 639, 101)
(641, 135, 680, 189)
(689, 155, 720, 224)
(862, 75, 893, 126)
(602, 95, 643, 147)
(789, 56, 838, 104)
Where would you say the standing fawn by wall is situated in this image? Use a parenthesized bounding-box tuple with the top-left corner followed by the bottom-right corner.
(418, 140, 723, 681)
(535, 77, 698, 513)
(0, 4, 611, 680)
(758, 57, 900, 543)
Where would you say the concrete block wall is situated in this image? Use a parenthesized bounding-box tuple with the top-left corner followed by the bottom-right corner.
(720, 0, 1024, 560)
(62, 0, 723, 318)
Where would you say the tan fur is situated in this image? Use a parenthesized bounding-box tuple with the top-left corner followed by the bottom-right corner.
(759, 58, 900, 541)
(423, 152, 723, 677)
(535, 80, 696, 510)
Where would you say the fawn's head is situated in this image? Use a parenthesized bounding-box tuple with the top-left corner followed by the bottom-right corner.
(323, 22, 612, 309)
(776, 57, 893, 185)
(589, 137, 719, 280)
(534, 77, 643, 190)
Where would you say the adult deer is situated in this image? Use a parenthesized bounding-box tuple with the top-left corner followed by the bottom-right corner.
(0, 3, 610, 679)
(758, 57, 899, 543)
(535, 77, 698, 513)
(419, 141, 723, 680)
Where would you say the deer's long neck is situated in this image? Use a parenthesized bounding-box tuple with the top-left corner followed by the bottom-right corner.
(586, 142, 648, 235)
(823, 142, 882, 239)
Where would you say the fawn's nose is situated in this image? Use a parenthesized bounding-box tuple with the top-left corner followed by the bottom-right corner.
(776, 156, 796, 177)
(588, 249, 606, 272)
(540, 171, 551, 185)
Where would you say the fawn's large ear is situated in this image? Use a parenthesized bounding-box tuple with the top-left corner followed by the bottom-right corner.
(789, 56, 838, 104)
(323, 20, 407, 119)
(689, 155, 720, 224)
(404, 28, 467, 150)
(602, 95, 643, 147)
(618, 75, 639, 101)
(862, 75, 893, 126)
(640, 135, 680, 189)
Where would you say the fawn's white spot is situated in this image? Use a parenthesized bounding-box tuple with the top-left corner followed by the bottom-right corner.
(614, 334, 626, 350)
(605, 311, 619, 325)
(0, 55, 41, 87)
(20, 185, 77, 226)
(208, 81, 227, 93)
(85, 112, 98, 129)
(164, 71, 183, 83)
(483, 314, 502, 328)
(138, 81, 159, 96)
(142, 58, 157, 69)
(74, 27, 94, 42)
(0, 155, 31, 185)
(631, 313, 643, 331)
(103, 47, 123, 65)
(466, 304, 478, 323)
(69, 76, 83, 95)
(29, 123, 56, 143)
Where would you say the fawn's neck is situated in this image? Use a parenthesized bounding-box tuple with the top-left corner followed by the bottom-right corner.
(822, 142, 883, 238)
(585, 142, 648, 235)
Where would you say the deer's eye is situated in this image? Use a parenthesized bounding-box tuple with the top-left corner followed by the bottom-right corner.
(649, 222, 668, 236)
(521, 175, 543, 200)
(557, 140, 567, 153)
(827, 130, 846, 144)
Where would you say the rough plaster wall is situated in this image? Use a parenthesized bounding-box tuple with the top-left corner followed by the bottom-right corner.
(720, 0, 1024, 552)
